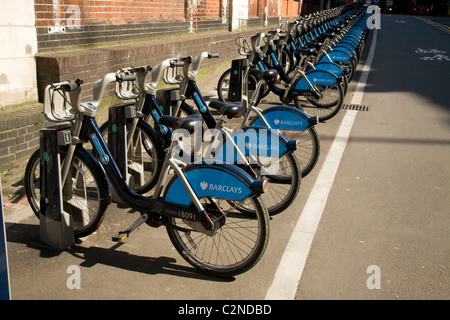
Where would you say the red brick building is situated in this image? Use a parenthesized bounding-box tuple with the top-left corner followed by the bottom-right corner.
(34, 0, 304, 52)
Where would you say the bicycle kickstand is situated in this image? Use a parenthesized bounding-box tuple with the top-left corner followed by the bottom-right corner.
(112, 212, 149, 242)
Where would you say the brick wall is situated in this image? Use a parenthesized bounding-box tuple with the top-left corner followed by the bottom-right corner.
(35, 0, 228, 52)
(35, 27, 278, 103)
(0, 105, 45, 172)
(249, 0, 301, 17)
(281, 0, 302, 16)
(34, 0, 301, 52)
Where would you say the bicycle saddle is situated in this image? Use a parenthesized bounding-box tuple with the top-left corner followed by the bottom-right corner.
(328, 26, 341, 33)
(209, 100, 244, 119)
(158, 114, 203, 134)
(249, 69, 278, 81)
(298, 48, 318, 56)
(306, 41, 323, 50)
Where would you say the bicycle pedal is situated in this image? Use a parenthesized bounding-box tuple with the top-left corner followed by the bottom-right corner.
(112, 232, 129, 242)
(111, 213, 149, 242)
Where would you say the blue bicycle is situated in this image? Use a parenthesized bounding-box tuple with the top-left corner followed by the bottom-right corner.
(25, 74, 270, 277)
(218, 32, 344, 121)
(157, 52, 301, 215)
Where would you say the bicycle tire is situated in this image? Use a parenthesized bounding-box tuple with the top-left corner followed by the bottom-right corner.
(179, 103, 300, 215)
(248, 152, 301, 215)
(249, 115, 320, 178)
(281, 126, 320, 178)
(268, 47, 294, 77)
(217, 68, 233, 102)
(166, 195, 269, 277)
(304, 63, 348, 96)
(281, 47, 295, 74)
(99, 119, 164, 195)
(294, 82, 344, 122)
(24, 147, 110, 238)
(340, 58, 357, 83)
(217, 68, 267, 104)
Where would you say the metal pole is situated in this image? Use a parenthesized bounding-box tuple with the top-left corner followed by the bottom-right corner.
(0, 176, 11, 300)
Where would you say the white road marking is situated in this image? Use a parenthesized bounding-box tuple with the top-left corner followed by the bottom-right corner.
(265, 29, 378, 300)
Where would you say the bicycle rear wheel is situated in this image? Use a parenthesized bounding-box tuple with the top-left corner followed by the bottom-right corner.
(166, 196, 269, 277)
(24, 147, 110, 238)
(249, 152, 300, 215)
(278, 127, 320, 178)
(294, 83, 344, 121)
(248, 118, 320, 178)
(180, 102, 301, 216)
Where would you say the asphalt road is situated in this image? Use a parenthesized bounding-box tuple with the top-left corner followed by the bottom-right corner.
(2, 14, 449, 302)
(294, 14, 450, 300)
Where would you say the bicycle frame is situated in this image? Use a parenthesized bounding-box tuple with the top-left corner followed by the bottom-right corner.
(251, 33, 342, 104)
(170, 53, 300, 164)
(49, 77, 267, 235)
(114, 60, 274, 182)
(279, 26, 349, 80)
(169, 51, 318, 138)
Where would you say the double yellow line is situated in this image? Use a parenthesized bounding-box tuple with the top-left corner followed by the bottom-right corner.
(416, 17, 450, 34)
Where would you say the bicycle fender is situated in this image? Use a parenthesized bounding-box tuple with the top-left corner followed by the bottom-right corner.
(311, 62, 344, 77)
(333, 45, 356, 58)
(295, 69, 339, 90)
(213, 126, 294, 163)
(320, 49, 352, 63)
(163, 163, 265, 206)
(252, 105, 318, 130)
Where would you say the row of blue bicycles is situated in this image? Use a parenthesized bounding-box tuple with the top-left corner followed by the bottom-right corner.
(24, 4, 370, 277)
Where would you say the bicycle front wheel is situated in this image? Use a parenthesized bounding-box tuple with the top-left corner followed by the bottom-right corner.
(24, 147, 110, 238)
(99, 119, 164, 195)
(166, 196, 269, 277)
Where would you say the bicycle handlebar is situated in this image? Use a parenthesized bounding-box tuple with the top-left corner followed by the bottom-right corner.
(116, 74, 137, 82)
(59, 78, 83, 92)
(170, 60, 185, 68)
(191, 51, 219, 76)
(43, 79, 83, 122)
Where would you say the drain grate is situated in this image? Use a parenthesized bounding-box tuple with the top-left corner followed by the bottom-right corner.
(342, 104, 369, 111)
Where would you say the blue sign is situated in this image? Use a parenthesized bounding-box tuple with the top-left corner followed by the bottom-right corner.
(295, 69, 338, 90)
(0, 178, 11, 300)
(165, 167, 252, 206)
(214, 127, 289, 163)
(253, 107, 311, 130)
